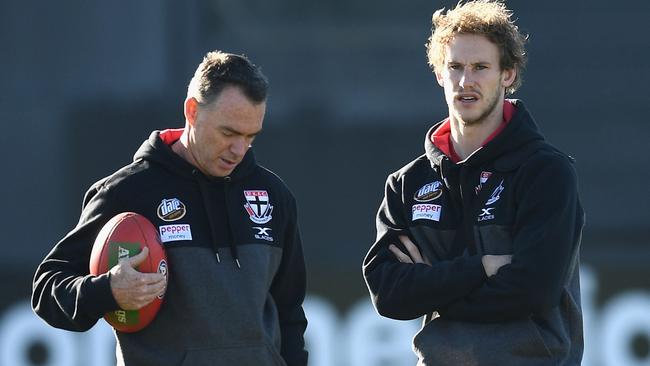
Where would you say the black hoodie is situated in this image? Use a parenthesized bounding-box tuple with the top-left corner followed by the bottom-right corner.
(32, 129, 308, 366)
(363, 100, 584, 365)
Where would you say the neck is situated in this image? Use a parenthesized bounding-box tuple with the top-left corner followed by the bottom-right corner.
(171, 131, 208, 175)
(449, 102, 504, 161)
(171, 132, 189, 161)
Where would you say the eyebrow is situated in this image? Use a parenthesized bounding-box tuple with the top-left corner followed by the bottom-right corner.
(448, 61, 493, 66)
(221, 126, 262, 137)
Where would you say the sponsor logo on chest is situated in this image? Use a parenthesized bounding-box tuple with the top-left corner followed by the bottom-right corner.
(486, 180, 505, 206)
(480, 171, 492, 184)
(412, 203, 442, 221)
(159, 224, 193, 242)
(477, 207, 495, 222)
(475, 171, 493, 195)
(414, 181, 443, 202)
(252, 226, 274, 242)
(157, 198, 186, 222)
(244, 190, 274, 224)
(477, 180, 506, 222)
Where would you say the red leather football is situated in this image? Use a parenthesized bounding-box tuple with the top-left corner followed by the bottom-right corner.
(89, 212, 168, 333)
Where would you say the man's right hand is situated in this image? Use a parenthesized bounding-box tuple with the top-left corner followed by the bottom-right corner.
(109, 247, 167, 310)
(481, 254, 512, 277)
(389, 235, 431, 266)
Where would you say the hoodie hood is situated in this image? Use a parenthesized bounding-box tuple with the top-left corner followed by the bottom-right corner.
(132, 129, 259, 267)
(133, 129, 258, 182)
(425, 99, 546, 172)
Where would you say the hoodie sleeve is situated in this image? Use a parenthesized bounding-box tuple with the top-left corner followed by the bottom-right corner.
(270, 194, 308, 366)
(363, 173, 486, 320)
(442, 153, 584, 322)
(31, 182, 121, 332)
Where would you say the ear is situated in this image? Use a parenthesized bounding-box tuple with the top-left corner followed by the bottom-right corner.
(501, 67, 517, 89)
(435, 70, 445, 87)
(184, 97, 199, 127)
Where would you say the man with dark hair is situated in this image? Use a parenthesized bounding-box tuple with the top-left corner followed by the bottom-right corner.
(363, 1, 584, 365)
(32, 51, 308, 366)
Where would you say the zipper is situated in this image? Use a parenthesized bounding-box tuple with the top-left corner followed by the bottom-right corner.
(459, 164, 478, 254)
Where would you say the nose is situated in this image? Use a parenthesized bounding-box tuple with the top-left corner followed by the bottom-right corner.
(230, 137, 249, 157)
(459, 69, 474, 88)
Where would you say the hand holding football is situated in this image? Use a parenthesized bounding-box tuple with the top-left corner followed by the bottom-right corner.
(89, 212, 168, 333)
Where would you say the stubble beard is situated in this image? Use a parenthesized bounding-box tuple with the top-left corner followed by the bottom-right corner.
(453, 87, 503, 127)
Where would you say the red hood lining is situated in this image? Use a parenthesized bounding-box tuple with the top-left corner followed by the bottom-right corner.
(160, 128, 184, 145)
(431, 100, 515, 163)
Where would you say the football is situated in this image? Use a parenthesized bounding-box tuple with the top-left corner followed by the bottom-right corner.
(89, 212, 168, 333)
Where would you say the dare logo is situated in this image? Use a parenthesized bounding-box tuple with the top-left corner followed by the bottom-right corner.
(157, 198, 186, 222)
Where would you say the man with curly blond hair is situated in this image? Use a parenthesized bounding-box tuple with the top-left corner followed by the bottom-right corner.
(363, 1, 584, 364)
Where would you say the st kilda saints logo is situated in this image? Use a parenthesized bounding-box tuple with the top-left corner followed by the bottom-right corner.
(475, 171, 492, 195)
(243, 190, 273, 224)
(157, 198, 187, 222)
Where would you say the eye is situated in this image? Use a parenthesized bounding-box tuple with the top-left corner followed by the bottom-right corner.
(449, 64, 462, 70)
(475, 64, 488, 70)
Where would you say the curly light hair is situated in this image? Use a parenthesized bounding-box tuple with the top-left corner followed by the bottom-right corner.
(426, 0, 528, 94)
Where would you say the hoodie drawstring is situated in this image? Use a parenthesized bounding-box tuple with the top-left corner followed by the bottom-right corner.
(193, 169, 222, 263)
(192, 171, 241, 268)
(223, 176, 241, 268)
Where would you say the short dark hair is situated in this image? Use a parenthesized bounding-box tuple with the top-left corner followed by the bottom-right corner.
(187, 51, 268, 104)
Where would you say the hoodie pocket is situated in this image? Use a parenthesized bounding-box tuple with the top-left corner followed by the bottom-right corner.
(180, 342, 286, 366)
(414, 317, 553, 364)
(517, 318, 553, 358)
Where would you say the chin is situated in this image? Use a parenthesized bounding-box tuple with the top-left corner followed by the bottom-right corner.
(213, 170, 232, 178)
(453, 111, 483, 126)
(461, 116, 484, 126)
(202, 167, 226, 177)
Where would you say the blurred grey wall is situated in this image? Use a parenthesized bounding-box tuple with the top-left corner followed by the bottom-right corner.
(1, 1, 649, 365)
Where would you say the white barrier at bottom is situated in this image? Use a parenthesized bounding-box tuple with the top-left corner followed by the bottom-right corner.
(1, 267, 650, 366)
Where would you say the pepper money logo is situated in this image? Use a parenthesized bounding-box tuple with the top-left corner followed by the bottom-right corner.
(157, 198, 187, 222)
(414, 181, 443, 202)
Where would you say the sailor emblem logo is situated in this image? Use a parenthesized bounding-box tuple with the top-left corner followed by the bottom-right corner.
(244, 190, 273, 224)
(486, 180, 505, 205)
(414, 181, 443, 202)
(157, 198, 187, 222)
